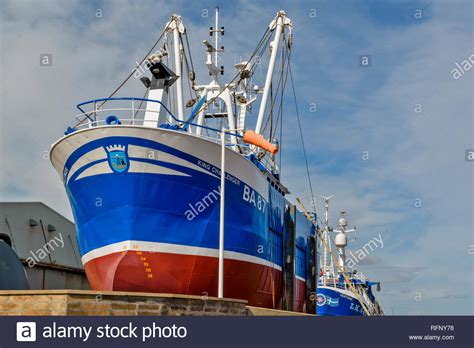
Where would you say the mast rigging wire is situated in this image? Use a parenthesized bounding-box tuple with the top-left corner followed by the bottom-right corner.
(262, 31, 288, 138)
(75, 23, 171, 127)
(180, 34, 199, 100)
(288, 61, 316, 211)
(183, 31, 196, 78)
(129, 88, 149, 124)
(191, 26, 273, 120)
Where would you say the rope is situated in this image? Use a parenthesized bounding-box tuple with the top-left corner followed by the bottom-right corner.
(75, 22, 171, 127)
(275, 42, 289, 175)
(259, 31, 289, 174)
(102, 25, 170, 104)
(264, 32, 289, 139)
(129, 88, 149, 124)
(289, 61, 316, 209)
(180, 34, 198, 100)
(183, 31, 196, 76)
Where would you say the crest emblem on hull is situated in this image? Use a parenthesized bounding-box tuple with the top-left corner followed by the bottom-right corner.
(105, 144, 129, 173)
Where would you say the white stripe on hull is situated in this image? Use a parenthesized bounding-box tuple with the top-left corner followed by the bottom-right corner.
(128, 161, 190, 176)
(81, 240, 282, 272)
(67, 147, 107, 183)
(50, 126, 269, 199)
(67, 145, 205, 183)
(127, 144, 217, 178)
(318, 285, 368, 306)
(75, 161, 112, 180)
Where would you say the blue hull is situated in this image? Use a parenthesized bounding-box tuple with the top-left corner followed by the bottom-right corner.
(50, 126, 315, 310)
(64, 134, 278, 264)
(317, 287, 366, 316)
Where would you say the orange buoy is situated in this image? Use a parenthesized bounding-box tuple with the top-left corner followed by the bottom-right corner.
(243, 130, 278, 155)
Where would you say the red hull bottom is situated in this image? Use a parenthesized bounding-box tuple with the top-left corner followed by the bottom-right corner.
(84, 250, 307, 312)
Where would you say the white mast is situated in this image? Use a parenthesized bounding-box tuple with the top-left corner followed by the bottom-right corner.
(319, 196, 356, 275)
(255, 11, 292, 135)
(194, 8, 239, 148)
(214, 7, 219, 69)
(333, 212, 356, 273)
(167, 15, 185, 121)
(321, 195, 334, 282)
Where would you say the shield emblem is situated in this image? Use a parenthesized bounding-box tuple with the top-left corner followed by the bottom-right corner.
(105, 145, 129, 173)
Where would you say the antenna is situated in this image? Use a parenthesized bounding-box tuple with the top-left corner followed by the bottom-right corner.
(208, 7, 224, 76)
(332, 210, 356, 273)
(319, 195, 335, 281)
(214, 7, 219, 68)
(320, 195, 334, 226)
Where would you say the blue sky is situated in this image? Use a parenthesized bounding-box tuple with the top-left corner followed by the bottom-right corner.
(0, 0, 472, 315)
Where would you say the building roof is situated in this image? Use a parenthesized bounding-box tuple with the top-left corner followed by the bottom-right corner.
(0, 202, 82, 270)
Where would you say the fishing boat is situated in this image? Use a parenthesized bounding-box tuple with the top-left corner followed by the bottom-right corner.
(50, 9, 319, 312)
(315, 196, 384, 316)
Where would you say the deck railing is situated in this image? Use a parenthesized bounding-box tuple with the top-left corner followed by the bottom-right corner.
(73, 97, 243, 140)
(70, 97, 278, 175)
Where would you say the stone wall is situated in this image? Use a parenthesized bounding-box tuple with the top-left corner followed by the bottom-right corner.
(0, 290, 248, 316)
(0, 290, 312, 316)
